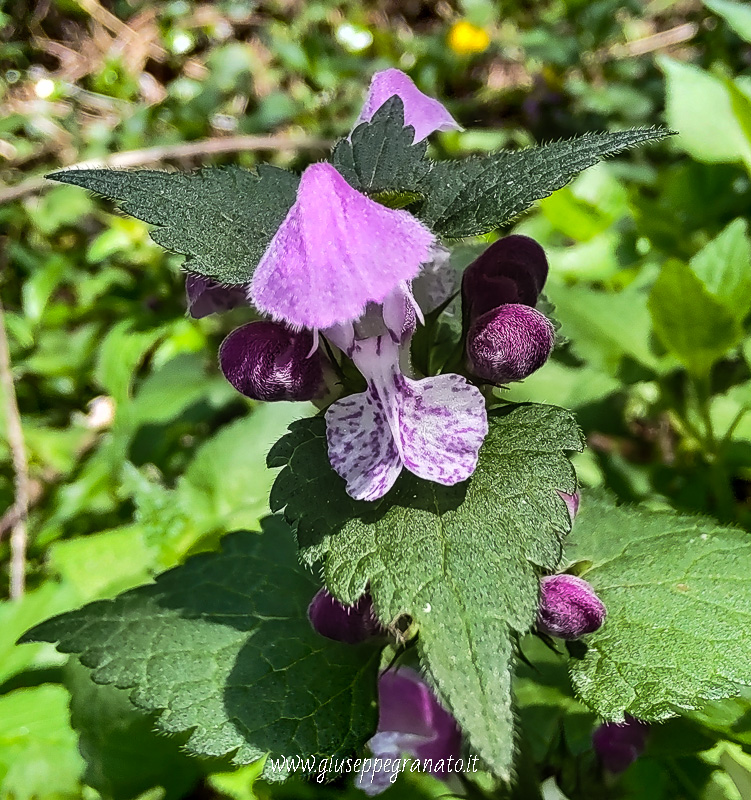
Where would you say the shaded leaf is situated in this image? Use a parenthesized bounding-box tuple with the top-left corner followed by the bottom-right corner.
(21, 519, 381, 779)
(269, 404, 583, 778)
(417, 128, 672, 238)
(47, 165, 299, 285)
(566, 493, 751, 720)
(331, 97, 430, 196)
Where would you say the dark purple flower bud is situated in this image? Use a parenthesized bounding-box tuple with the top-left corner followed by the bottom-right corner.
(593, 717, 650, 773)
(462, 235, 549, 323)
(357, 667, 462, 795)
(557, 490, 580, 522)
(219, 321, 324, 402)
(466, 303, 555, 384)
(537, 574, 606, 639)
(185, 275, 247, 319)
(307, 588, 382, 644)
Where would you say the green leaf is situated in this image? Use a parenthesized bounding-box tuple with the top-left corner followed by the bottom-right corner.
(659, 56, 751, 167)
(0, 583, 78, 685)
(0, 685, 85, 800)
(545, 282, 665, 374)
(269, 404, 583, 779)
(648, 259, 742, 377)
(21, 519, 381, 777)
(47, 165, 299, 285)
(417, 128, 671, 238)
(66, 660, 203, 800)
(331, 96, 429, 196)
(179, 402, 311, 534)
(565, 493, 751, 720)
(704, 0, 751, 42)
(690, 218, 751, 321)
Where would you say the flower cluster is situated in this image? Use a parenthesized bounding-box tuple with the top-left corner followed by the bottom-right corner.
(189, 69, 557, 502)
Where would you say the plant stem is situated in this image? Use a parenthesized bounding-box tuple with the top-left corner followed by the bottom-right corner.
(0, 296, 29, 599)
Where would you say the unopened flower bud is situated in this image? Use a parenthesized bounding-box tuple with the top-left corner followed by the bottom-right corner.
(219, 321, 323, 402)
(466, 304, 555, 384)
(307, 588, 382, 644)
(186, 275, 246, 319)
(557, 490, 580, 522)
(537, 574, 606, 639)
(593, 717, 649, 773)
(462, 235, 549, 323)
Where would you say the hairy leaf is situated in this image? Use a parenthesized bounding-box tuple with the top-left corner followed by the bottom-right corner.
(47, 165, 299, 285)
(417, 128, 673, 238)
(565, 493, 751, 720)
(331, 96, 430, 196)
(269, 404, 583, 778)
(21, 519, 381, 779)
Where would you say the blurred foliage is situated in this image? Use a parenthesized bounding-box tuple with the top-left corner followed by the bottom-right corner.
(2, 0, 751, 798)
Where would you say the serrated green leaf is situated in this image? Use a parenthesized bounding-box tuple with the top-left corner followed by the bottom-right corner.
(690, 218, 751, 321)
(66, 660, 203, 800)
(704, 0, 751, 42)
(417, 128, 672, 238)
(0, 685, 85, 800)
(331, 96, 429, 196)
(648, 259, 742, 377)
(268, 404, 583, 779)
(20, 519, 381, 778)
(565, 493, 751, 721)
(47, 165, 299, 285)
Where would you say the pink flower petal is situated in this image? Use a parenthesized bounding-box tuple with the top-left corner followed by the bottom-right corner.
(357, 68, 462, 143)
(250, 163, 435, 330)
(397, 373, 488, 485)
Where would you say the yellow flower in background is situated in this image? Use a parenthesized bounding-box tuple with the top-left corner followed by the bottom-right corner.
(448, 21, 491, 55)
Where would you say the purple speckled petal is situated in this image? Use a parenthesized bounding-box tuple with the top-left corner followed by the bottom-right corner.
(325, 387, 402, 502)
(397, 373, 488, 486)
(357, 68, 462, 143)
(250, 163, 435, 330)
(327, 336, 488, 500)
(185, 275, 246, 319)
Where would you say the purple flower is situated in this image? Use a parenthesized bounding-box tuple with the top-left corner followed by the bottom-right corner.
(249, 162, 436, 331)
(357, 667, 462, 795)
(356, 68, 462, 143)
(557, 490, 580, 522)
(219, 321, 324, 402)
(307, 588, 382, 644)
(462, 235, 549, 322)
(537, 574, 606, 640)
(593, 717, 650, 773)
(325, 301, 488, 501)
(466, 303, 555, 384)
(185, 275, 247, 319)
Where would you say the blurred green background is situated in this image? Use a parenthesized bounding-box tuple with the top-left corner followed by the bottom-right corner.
(2, 0, 751, 798)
